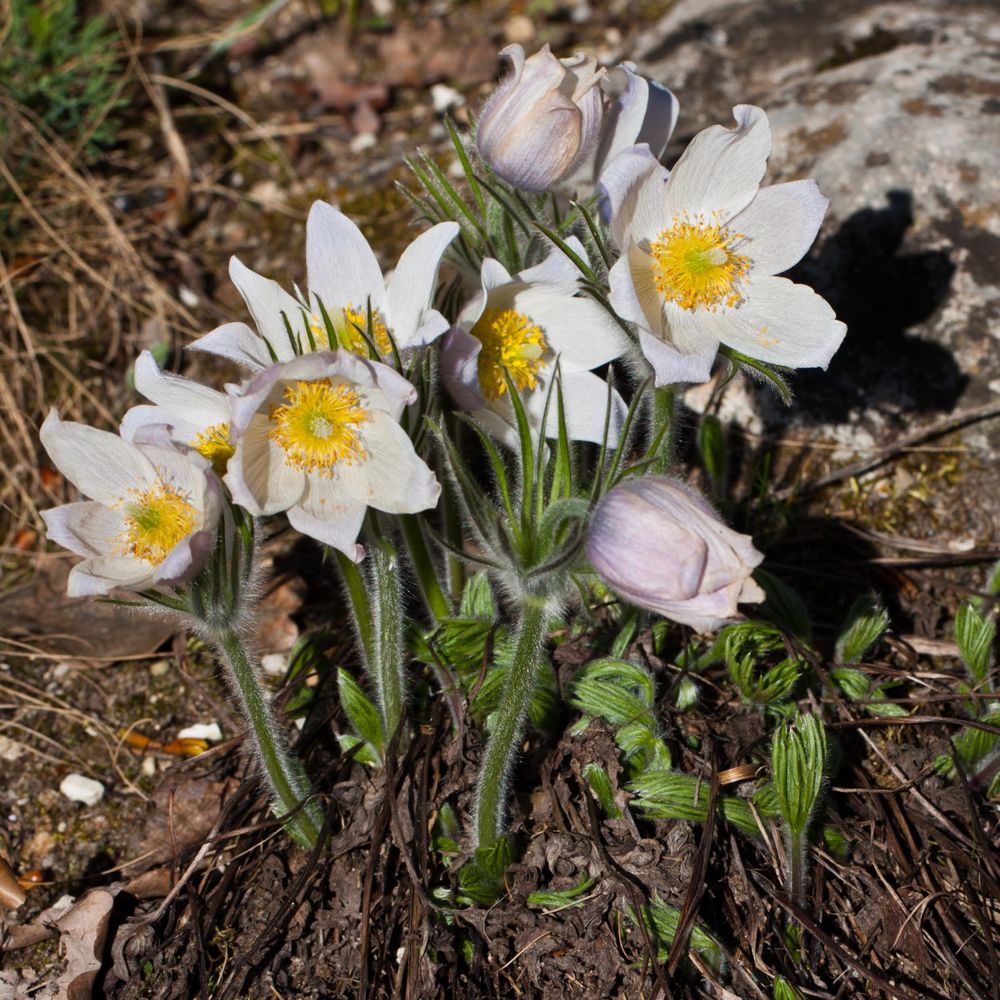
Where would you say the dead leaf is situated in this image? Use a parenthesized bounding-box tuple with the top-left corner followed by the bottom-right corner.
(123, 774, 235, 877)
(53, 889, 115, 1000)
(0, 558, 176, 663)
(377, 20, 497, 89)
(0, 856, 27, 910)
(122, 868, 173, 900)
(254, 574, 306, 653)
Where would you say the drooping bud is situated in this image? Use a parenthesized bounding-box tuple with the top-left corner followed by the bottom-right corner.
(476, 44, 605, 193)
(586, 477, 765, 632)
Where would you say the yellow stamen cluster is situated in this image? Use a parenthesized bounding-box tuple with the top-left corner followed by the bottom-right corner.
(116, 480, 197, 565)
(189, 422, 235, 475)
(309, 306, 392, 357)
(470, 307, 549, 401)
(268, 378, 369, 476)
(649, 216, 750, 311)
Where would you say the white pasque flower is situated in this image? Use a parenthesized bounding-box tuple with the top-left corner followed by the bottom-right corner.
(120, 351, 235, 475)
(189, 202, 459, 370)
(39, 411, 220, 597)
(225, 351, 440, 561)
(605, 105, 847, 386)
(439, 241, 630, 447)
(476, 44, 605, 193)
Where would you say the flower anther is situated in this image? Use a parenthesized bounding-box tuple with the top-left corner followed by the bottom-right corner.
(309, 306, 392, 356)
(471, 307, 549, 400)
(189, 423, 234, 474)
(116, 480, 197, 564)
(649, 216, 750, 311)
(268, 378, 369, 475)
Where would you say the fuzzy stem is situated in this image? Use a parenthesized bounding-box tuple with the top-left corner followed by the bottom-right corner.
(400, 513, 450, 622)
(649, 385, 678, 475)
(336, 550, 376, 669)
(215, 626, 320, 849)
(474, 596, 548, 849)
(787, 830, 808, 911)
(370, 540, 406, 740)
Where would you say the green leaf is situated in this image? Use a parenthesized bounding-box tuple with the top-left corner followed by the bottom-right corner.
(835, 594, 888, 664)
(696, 413, 728, 497)
(457, 836, 514, 905)
(955, 603, 995, 684)
(582, 762, 622, 818)
(627, 897, 725, 973)
(527, 873, 595, 911)
(771, 713, 828, 838)
(675, 676, 699, 711)
(337, 667, 385, 762)
(724, 622, 802, 705)
(719, 346, 792, 404)
(459, 572, 497, 621)
(337, 733, 380, 767)
(628, 771, 762, 837)
(773, 976, 806, 1000)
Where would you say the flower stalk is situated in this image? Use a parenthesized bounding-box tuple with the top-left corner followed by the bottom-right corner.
(474, 595, 549, 849)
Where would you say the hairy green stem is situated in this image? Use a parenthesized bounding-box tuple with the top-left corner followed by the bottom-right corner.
(788, 831, 808, 911)
(370, 541, 406, 739)
(474, 597, 548, 849)
(649, 385, 678, 476)
(215, 626, 320, 849)
(336, 550, 376, 668)
(400, 513, 450, 621)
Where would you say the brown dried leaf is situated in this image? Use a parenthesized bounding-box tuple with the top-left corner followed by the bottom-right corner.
(53, 889, 115, 1000)
(0, 856, 27, 910)
(0, 558, 175, 663)
(254, 574, 306, 653)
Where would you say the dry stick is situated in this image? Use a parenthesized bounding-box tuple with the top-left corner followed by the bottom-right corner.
(775, 398, 1000, 501)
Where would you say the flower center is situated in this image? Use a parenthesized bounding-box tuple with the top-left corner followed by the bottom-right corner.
(189, 422, 234, 475)
(470, 307, 549, 401)
(648, 217, 750, 311)
(116, 480, 197, 565)
(309, 306, 392, 357)
(268, 378, 369, 476)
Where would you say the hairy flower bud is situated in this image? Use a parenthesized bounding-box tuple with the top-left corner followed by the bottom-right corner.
(477, 44, 605, 193)
(586, 477, 765, 632)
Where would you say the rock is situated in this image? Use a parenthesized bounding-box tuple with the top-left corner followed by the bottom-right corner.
(631, 0, 1000, 472)
(176, 722, 223, 743)
(59, 774, 105, 807)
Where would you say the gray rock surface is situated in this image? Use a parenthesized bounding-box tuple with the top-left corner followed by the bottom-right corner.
(630, 0, 1000, 464)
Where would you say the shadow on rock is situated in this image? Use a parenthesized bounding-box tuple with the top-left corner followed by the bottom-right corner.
(775, 189, 963, 425)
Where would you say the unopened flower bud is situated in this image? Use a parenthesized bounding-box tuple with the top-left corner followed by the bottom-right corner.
(477, 44, 605, 193)
(586, 477, 765, 632)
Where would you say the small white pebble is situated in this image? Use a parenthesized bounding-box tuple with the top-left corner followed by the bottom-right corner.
(0, 735, 24, 762)
(176, 723, 223, 743)
(261, 652, 289, 677)
(349, 132, 377, 153)
(149, 659, 170, 677)
(60, 774, 105, 806)
(141, 757, 157, 777)
(178, 286, 199, 308)
(430, 83, 464, 114)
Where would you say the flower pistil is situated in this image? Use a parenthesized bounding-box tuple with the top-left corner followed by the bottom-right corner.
(471, 307, 549, 400)
(116, 480, 197, 564)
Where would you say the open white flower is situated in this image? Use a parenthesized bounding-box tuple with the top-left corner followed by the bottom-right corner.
(605, 105, 846, 386)
(120, 351, 235, 475)
(39, 411, 220, 597)
(439, 241, 630, 448)
(225, 351, 440, 561)
(189, 202, 459, 370)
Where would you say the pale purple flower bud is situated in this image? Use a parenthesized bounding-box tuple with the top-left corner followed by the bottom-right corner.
(477, 44, 605, 193)
(586, 477, 766, 632)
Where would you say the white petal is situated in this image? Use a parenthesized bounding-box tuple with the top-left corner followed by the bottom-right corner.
(510, 284, 630, 369)
(306, 202, 386, 318)
(517, 237, 588, 286)
(406, 308, 451, 350)
(385, 222, 459, 348)
(661, 105, 771, 223)
(601, 146, 669, 248)
(608, 244, 666, 339)
(154, 528, 215, 585)
(596, 65, 678, 175)
(440, 328, 487, 411)
(639, 330, 716, 386)
(338, 412, 440, 514)
(287, 490, 366, 561)
(481, 258, 514, 293)
(472, 406, 521, 450)
(708, 275, 847, 369)
(226, 415, 306, 515)
(42, 502, 121, 558)
(528, 369, 627, 445)
(40, 411, 154, 505)
(120, 406, 195, 448)
(186, 321, 272, 371)
(133, 351, 231, 429)
(229, 258, 300, 361)
(67, 555, 154, 597)
(730, 180, 828, 276)
(365, 359, 418, 420)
